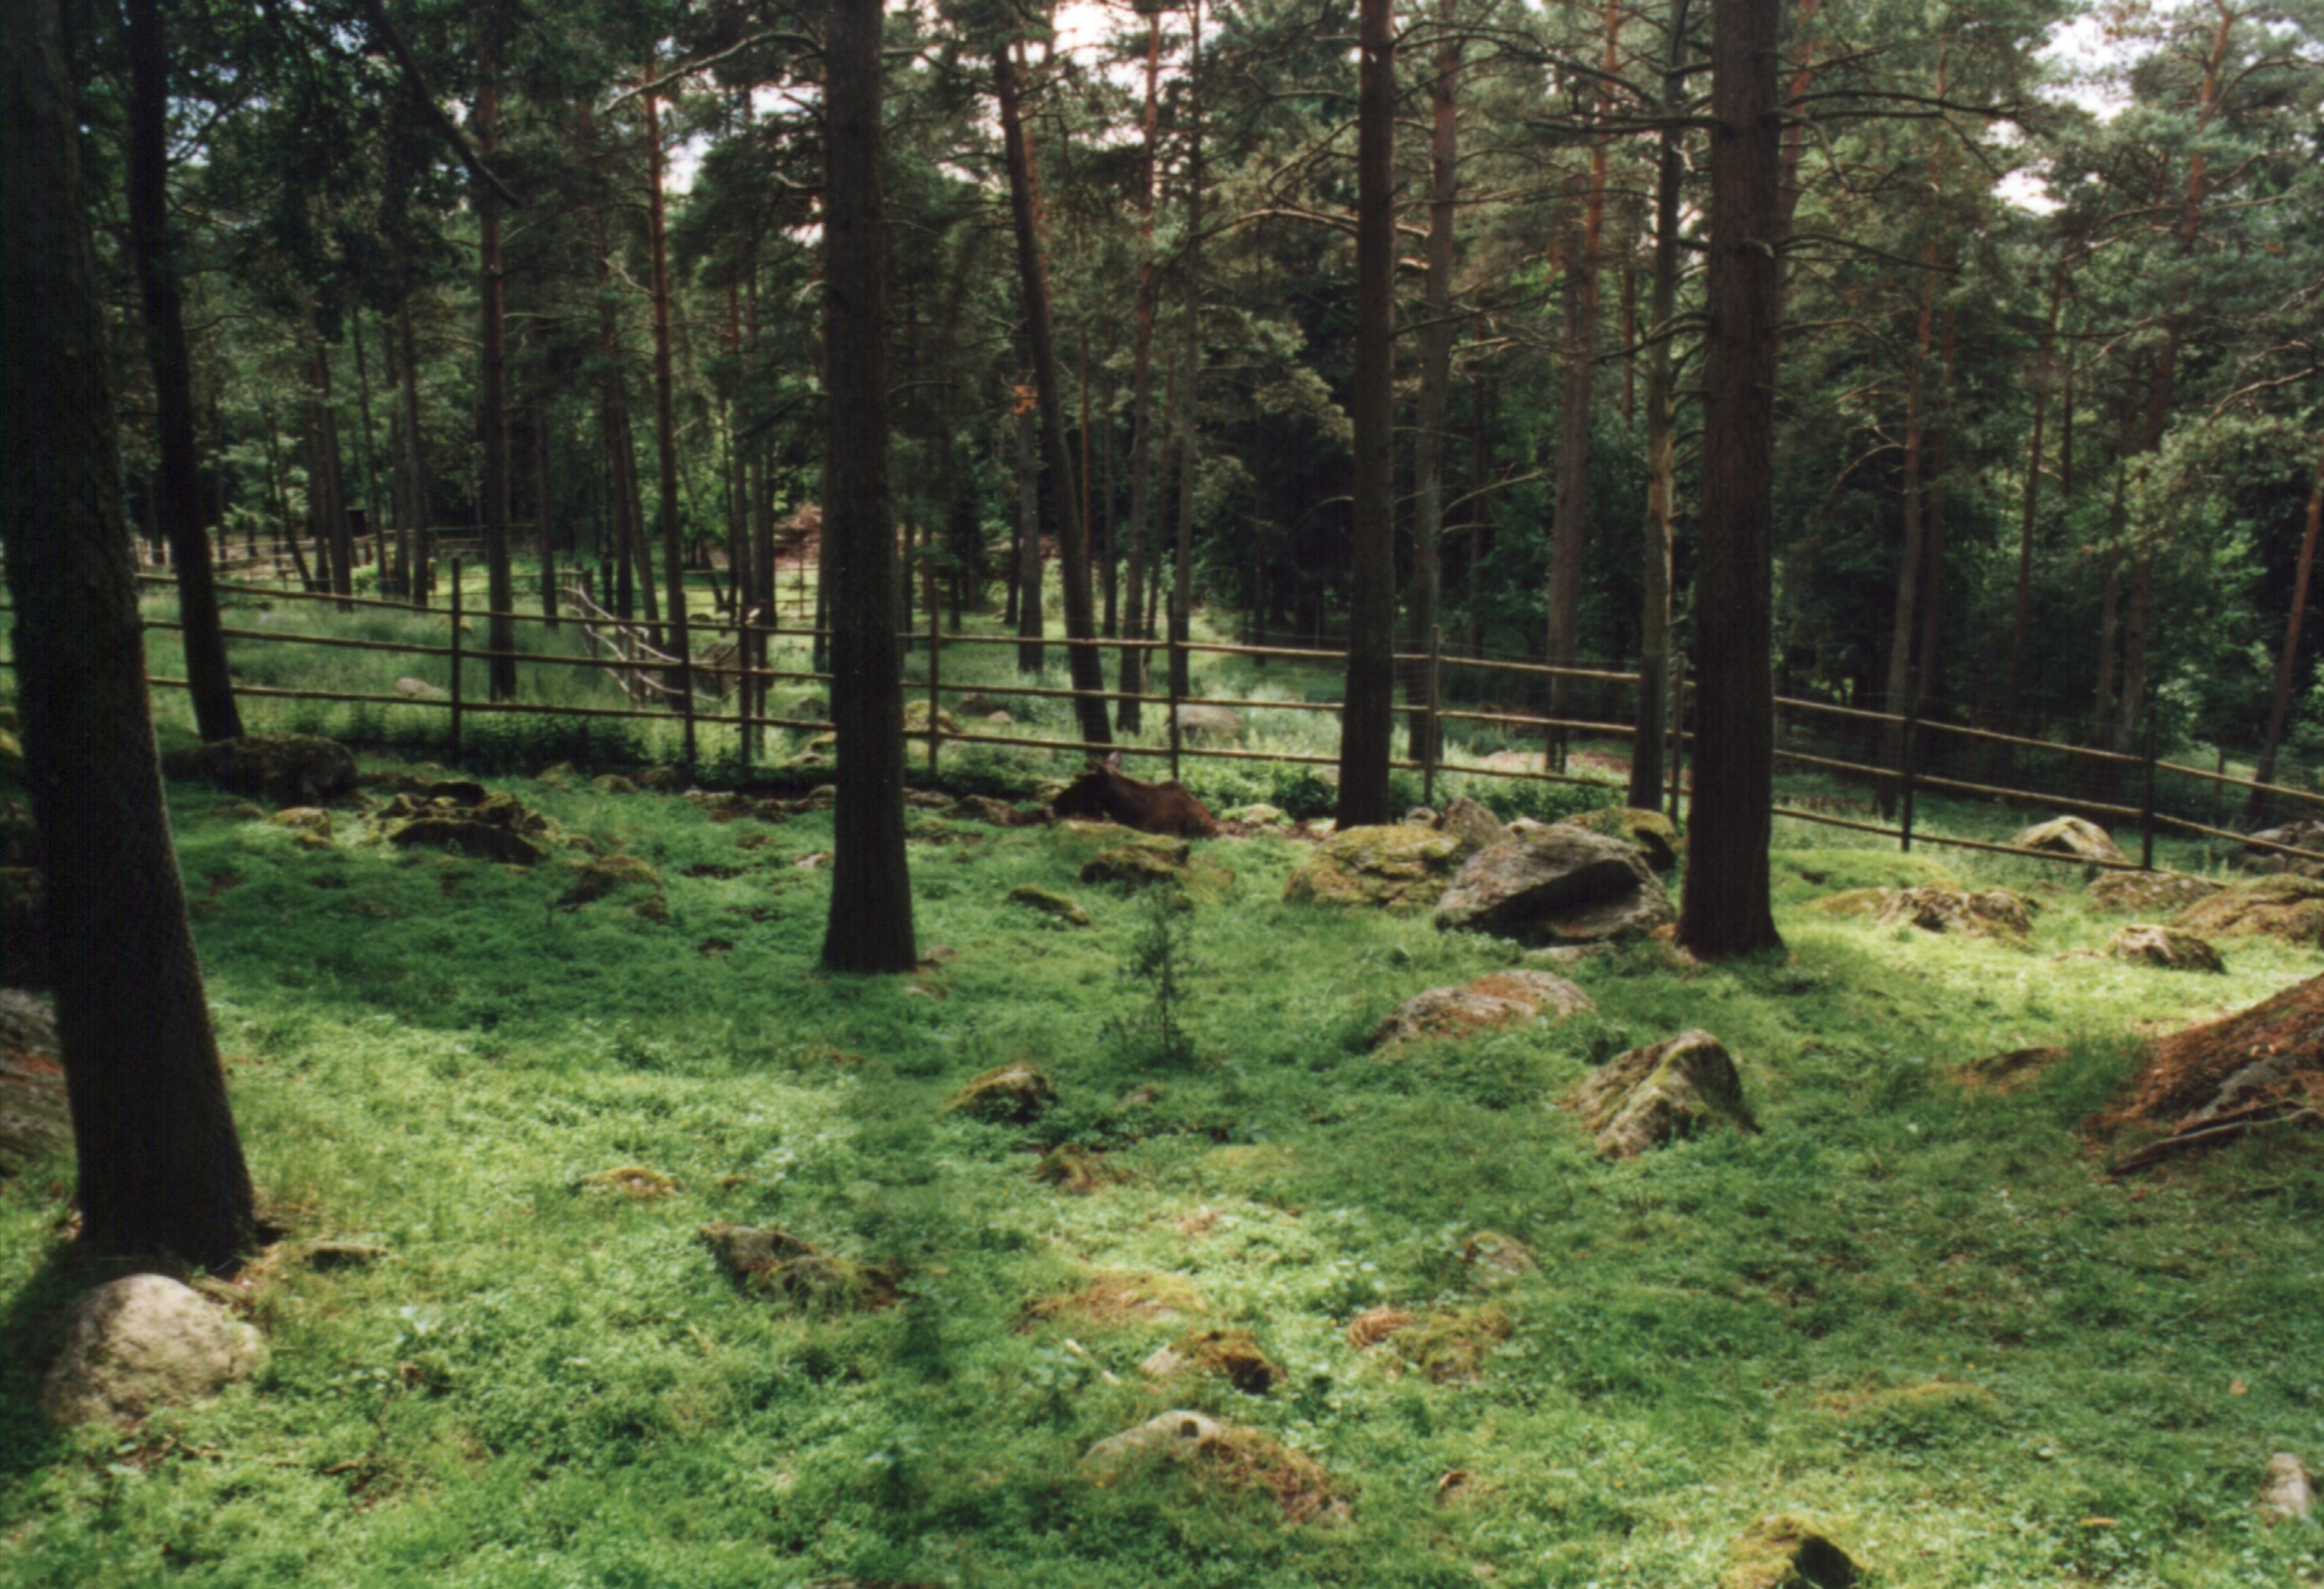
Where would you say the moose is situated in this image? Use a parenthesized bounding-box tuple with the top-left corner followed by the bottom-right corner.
(1051, 755, 1221, 838)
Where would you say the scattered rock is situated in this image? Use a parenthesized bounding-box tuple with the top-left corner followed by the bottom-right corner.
(1034, 1144, 1123, 1194)
(950, 794, 1035, 827)
(1225, 803, 1286, 826)
(559, 855, 666, 916)
(2099, 972, 2324, 1171)
(1960, 1046, 2069, 1091)
(903, 700, 962, 738)
(1140, 1328, 1281, 1394)
(1571, 1029, 1757, 1158)
(1081, 1411, 1347, 1525)
(633, 766, 682, 793)
(2109, 924, 2225, 972)
(905, 789, 953, 810)
(1081, 841, 1190, 888)
(591, 774, 639, 796)
(2245, 819, 2324, 876)
(1368, 971, 1594, 1049)
(1007, 884, 1092, 927)
(1524, 944, 1606, 968)
(0, 991, 69, 1175)
(41, 1275, 266, 1427)
(394, 676, 448, 700)
(1459, 1230, 1537, 1283)
(381, 786, 557, 866)
(698, 1222, 900, 1313)
(1174, 703, 1243, 743)
(945, 1064, 1055, 1124)
(1026, 1269, 1205, 1327)
(983, 711, 1015, 726)
(1721, 1515, 1858, 1589)
(1282, 825, 1470, 912)
(2173, 875, 2324, 944)
(2089, 869, 2222, 914)
(1805, 888, 1893, 918)
(578, 1164, 679, 1199)
(268, 806, 333, 843)
(173, 733, 357, 804)
(1346, 1306, 1416, 1349)
(2013, 815, 2129, 865)
(1871, 887, 2034, 937)
(954, 692, 1002, 716)
(1387, 1304, 1514, 1384)
(2262, 1453, 2314, 1522)
(1432, 825, 1675, 943)
(1560, 806, 1681, 871)
(1435, 795, 1507, 854)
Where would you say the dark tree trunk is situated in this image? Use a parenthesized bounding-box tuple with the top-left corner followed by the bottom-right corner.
(350, 312, 385, 571)
(476, 1, 517, 700)
(1995, 259, 2066, 771)
(1336, 0, 1397, 827)
(396, 298, 430, 601)
(124, 0, 241, 741)
(820, 0, 915, 973)
(1013, 391, 1041, 666)
(1406, 28, 1459, 765)
(643, 77, 692, 760)
(535, 398, 558, 626)
(994, 45, 1108, 742)
(1117, 11, 1163, 732)
(1878, 252, 1936, 805)
(2249, 438, 2323, 826)
(1676, 0, 1783, 959)
(1167, 3, 1205, 703)
(1628, 0, 1691, 811)
(1, 0, 257, 1268)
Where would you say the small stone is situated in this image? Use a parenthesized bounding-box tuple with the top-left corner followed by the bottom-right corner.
(268, 807, 332, 839)
(1571, 1029, 1756, 1159)
(2108, 923, 2225, 972)
(951, 794, 1034, 827)
(1013, 887, 1092, 924)
(2262, 1452, 2314, 1522)
(945, 1064, 1055, 1124)
(41, 1275, 267, 1426)
(591, 774, 639, 796)
(1081, 1409, 1227, 1477)
(903, 699, 962, 736)
(1081, 844, 1190, 888)
(2012, 815, 2128, 865)
(1225, 803, 1286, 825)
(394, 676, 448, 700)
(2089, 870, 2220, 914)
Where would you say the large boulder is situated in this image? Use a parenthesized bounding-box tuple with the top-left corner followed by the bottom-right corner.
(2172, 875, 2324, 944)
(1370, 971, 1594, 1049)
(1871, 887, 2034, 937)
(1174, 703, 1243, 743)
(2012, 815, 2128, 865)
(2109, 924, 2224, 973)
(1434, 795, 1505, 854)
(1561, 806, 1680, 871)
(0, 992, 69, 1176)
(1432, 825, 1674, 944)
(2089, 869, 2222, 915)
(42, 1274, 266, 1426)
(174, 734, 357, 804)
(1283, 825, 1472, 913)
(381, 786, 556, 866)
(1570, 1029, 1755, 1158)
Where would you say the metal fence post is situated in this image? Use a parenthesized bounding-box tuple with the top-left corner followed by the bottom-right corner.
(1898, 691, 1921, 853)
(2141, 708, 2158, 871)
(1423, 623, 1442, 810)
(448, 558, 464, 763)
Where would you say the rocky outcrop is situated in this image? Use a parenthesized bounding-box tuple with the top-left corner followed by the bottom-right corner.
(2108, 924, 2224, 972)
(1871, 888, 2034, 937)
(172, 733, 357, 804)
(1433, 796, 1505, 854)
(2012, 815, 2127, 865)
(1571, 1029, 1755, 1158)
(42, 1275, 266, 1426)
(1561, 806, 1680, 871)
(1283, 825, 1471, 912)
(382, 786, 554, 865)
(2245, 819, 2324, 876)
(1432, 825, 1674, 943)
(2172, 875, 2324, 944)
(2089, 870, 2222, 915)
(1369, 971, 1594, 1049)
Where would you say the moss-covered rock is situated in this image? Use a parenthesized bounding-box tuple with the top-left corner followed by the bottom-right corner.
(2108, 923, 2224, 972)
(2172, 874, 2324, 944)
(1368, 971, 1594, 1049)
(1871, 887, 2034, 937)
(2012, 815, 2127, 865)
(1007, 884, 1092, 927)
(268, 807, 333, 841)
(173, 733, 357, 804)
(1720, 1514, 1858, 1589)
(698, 1222, 901, 1313)
(1140, 1328, 1282, 1394)
(1080, 1410, 1347, 1525)
(1571, 1029, 1756, 1158)
(903, 698, 962, 736)
(388, 817, 546, 865)
(560, 855, 666, 918)
(2088, 869, 2220, 914)
(1283, 825, 1469, 912)
(1082, 842, 1191, 887)
(945, 1064, 1055, 1124)
(1432, 825, 1674, 943)
(1562, 805, 1680, 870)
(1033, 1144, 1123, 1193)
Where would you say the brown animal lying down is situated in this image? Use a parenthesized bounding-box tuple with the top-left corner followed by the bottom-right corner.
(1051, 755, 1220, 838)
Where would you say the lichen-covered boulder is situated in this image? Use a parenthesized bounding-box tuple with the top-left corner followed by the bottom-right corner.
(2245, 819, 2324, 876)
(2110, 924, 2225, 972)
(2013, 815, 2128, 865)
(945, 1064, 1055, 1124)
(1432, 825, 1674, 943)
(1081, 1410, 1346, 1525)
(1434, 795, 1505, 855)
(1571, 1029, 1755, 1158)
(1007, 884, 1091, 927)
(1871, 887, 2034, 937)
(383, 786, 560, 867)
(176, 733, 357, 804)
(1283, 825, 1470, 912)
(903, 698, 961, 736)
(2089, 869, 2222, 915)
(268, 806, 333, 843)
(1721, 1514, 1858, 1589)
(1561, 806, 1680, 871)
(2172, 875, 2324, 944)
(1082, 842, 1190, 887)
(1369, 971, 1594, 1049)
(42, 1275, 266, 1426)
(0, 991, 69, 1175)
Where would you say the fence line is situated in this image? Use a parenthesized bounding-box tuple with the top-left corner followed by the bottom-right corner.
(4, 575, 2319, 874)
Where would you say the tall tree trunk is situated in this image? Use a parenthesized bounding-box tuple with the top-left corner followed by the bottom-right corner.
(2249, 437, 2324, 826)
(1336, 0, 1397, 826)
(396, 297, 430, 601)
(1677, 0, 1784, 958)
(1117, 11, 1163, 732)
(820, 0, 914, 973)
(1628, 0, 1691, 810)
(1407, 27, 1459, 765)
(535, 398, 558, 625)
(1, 0, 257, 1268)
(1168, 3, 1205, 703)
(1878, 250, 1937, 805)
(1995, 258, 2066, 771)
(123, 0, 241, 740)
(1101, 360, 1118, 638)
(643, 77, 692, 753)
(993, 44, 1108, 741)
(1915, 299, 1956, 724)
(309, 333, 355, 605)
(476, 0, 517, 700)
(1013, 388, 1041, 664)
(350, 311, 385, 571)
(1467, 373, 1486, 656)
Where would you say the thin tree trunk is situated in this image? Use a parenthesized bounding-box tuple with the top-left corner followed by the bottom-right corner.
(476, 0, 517, 700)
(1, 0, 257, 1268)
(1915, 299, 1956, 723)
(821, 0, 915, 973)
(1407, 27, 1459, 765)
(1676, 0, 1784, 958)
(2249, 436, 2324, 825)
(396, 298, 429, 601)
(1879, 250, 1937, 805)
(1014, 390, 1041, 666)
(309, 333, 355, 606)
(1101, 360, 1118, 637)
(643, 76, 691, 746)
(1168, 4, 1205, 702)
(123, 0, 241, 740)
(1995, 258, 2066, 769)
(993, 43, 1108, 741)
(1336, 0, 1396, 826)
(1117, 10, 1163, 732)
(535, 398, 558, 626)
(1628, 0, 1691, 810)
(350, 311, 385, 572)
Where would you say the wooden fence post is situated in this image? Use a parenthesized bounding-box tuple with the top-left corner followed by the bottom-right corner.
(2141, 709, 2158, 871)
(448, 557, 464, 763)
(927, 577, 943, 779)
(1423, 622, 1442, 810)
(1898, 691, 1920, 853)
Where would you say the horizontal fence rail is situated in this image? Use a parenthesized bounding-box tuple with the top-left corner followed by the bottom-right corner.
(0, 568, 2316, 876)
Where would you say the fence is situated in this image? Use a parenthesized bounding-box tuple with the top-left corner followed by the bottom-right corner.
(4, 566, 2321, 878)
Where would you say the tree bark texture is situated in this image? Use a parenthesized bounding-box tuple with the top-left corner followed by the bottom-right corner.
(820, 0, 916, 973)
(1, 0, 257, 1269)
(1117, 12, 1164, 731)
(1336, 0, 1397, 828)
(476, 0, 517, 700)
(1676, 0, 1784, 959)
(124, 0, 242, 740)
(643, 79, 693, 760)
(1406, 31, 1459, 766)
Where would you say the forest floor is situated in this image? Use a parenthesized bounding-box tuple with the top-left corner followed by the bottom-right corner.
(1, 586, 2320, 1587)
